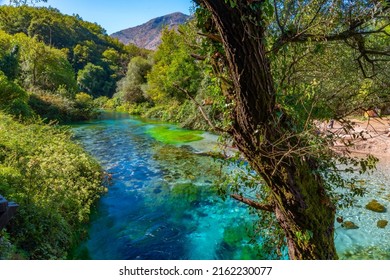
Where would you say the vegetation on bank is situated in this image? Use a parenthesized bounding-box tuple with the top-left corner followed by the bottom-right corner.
(102, 21, 227, 131)
(0, 5, 149, 124)
(0, 5, 129, 259)
(1, 1, 389, 260)
(0, 112, 106, 259)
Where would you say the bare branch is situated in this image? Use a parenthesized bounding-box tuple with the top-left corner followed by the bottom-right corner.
(282, 5, 390, 44)
(191, 53, 207, 61)
(231, 194, 274, 212)
(197, 32, 223, 43)
(172, 83, 227, 133)
(273, 0, 284, 33)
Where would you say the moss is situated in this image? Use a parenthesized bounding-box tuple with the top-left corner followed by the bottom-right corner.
(223, 226, 247, 247)
(240, 245, 259, 260)
(342, 221, 359, 229)
(365, 200, 386, 213)
(171, 182, 201, 204)
(377, 220, 388, 228)
(146, 125, 203, 144)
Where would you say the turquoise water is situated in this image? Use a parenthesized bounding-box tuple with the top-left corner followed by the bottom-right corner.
(71, 112, 266, 260)
(335, 160, 390, 259)
(72, 112, 390, 260)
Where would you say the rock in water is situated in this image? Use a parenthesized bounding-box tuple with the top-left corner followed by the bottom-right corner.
(377, 220, 388, 228)
(342, 221, 359, 229)
(365, 200, 386, 213)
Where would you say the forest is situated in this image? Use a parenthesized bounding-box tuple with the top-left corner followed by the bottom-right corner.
(1, 0, 390, 260)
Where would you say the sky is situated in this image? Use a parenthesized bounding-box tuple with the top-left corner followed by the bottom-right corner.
(0, 0, 194, 34)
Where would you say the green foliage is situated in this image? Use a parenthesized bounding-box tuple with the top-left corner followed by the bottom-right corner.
(77, 63, 113, 97)
(0, 30, 77, 94)
(115, 56, 152, 104)
(0, 112, 105, 259)
(0, 44, 19, 80)
(0, 71, 33, 118)
(0, 5, 141, 98)
(147, 25, 202, 103)
(28, 91, 98, 123)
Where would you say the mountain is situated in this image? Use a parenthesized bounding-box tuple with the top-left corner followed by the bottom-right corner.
(110, 12, 190, 50)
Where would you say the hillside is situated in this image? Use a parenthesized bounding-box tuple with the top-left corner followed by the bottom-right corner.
(111, 12, 190, 50)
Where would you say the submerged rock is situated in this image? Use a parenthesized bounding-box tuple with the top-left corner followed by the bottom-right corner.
(377, 220, 388, 228)
(365, 200, 386, 213)
(342, 221, 359, 229)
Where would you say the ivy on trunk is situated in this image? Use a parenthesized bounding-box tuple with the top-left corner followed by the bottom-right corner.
(197, 0, 338, 259)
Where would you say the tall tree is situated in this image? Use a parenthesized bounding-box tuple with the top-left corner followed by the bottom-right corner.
(195, 0, 389, 259)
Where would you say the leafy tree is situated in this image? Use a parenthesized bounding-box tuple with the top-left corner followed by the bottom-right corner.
(8, 0, 47, 5)
(147, 27, 202, 103)
(77, 62, 112, 97)
(0, 5, 136, 97)
(0, 45, 19, 80)
(194, 0, 389, 259)
(13, 33, 77, 92)
(0, 71, 32, 117)
(115, 56, 152, 104)
(72, 40, 99, 71)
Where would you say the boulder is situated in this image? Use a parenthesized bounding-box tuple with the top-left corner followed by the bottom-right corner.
(365, 199, 386, 213)
(377, 220, 388, 229)
(342, 221, 359, 229)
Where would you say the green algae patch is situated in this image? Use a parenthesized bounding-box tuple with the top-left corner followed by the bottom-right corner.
(146, 125, 204, 144)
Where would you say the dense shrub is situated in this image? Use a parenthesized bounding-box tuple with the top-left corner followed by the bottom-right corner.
(0, 71, 33, 118)
(28, 91, 98, 123)
(0, 112, 106, 259)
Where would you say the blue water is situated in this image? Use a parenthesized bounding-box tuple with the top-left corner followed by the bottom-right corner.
(71, 112, 390, 260)
(71, 112, 265, 260)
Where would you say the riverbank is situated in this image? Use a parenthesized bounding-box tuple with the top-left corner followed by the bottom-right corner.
(0, 113, 105, 259)
(329, 117, 390, 158)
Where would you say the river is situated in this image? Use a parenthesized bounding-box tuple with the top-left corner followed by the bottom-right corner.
(71, 112, 390, 260)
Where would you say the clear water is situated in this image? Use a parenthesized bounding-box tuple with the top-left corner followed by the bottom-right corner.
(71, 112, 264, 260)
(71, 111, 390, 260)
(335, 161, 390, 259)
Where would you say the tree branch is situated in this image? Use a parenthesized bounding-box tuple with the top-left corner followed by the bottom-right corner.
(231, 194, 274, 212)
(191, 53, 207, 61)
(173, 83, 227, 133)
(273, 4, 390, 52)
(197, 32, 223, 43)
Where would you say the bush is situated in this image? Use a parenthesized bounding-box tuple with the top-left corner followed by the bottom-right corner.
(28, 91, 98, 123)
(0, 112, 106, 259)
(0, 71, 33, 118)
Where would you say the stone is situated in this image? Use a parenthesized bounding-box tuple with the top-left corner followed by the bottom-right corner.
(365, 199, 386, 213)
(342, 221, 359, 229)
(377, 220, 388, 228)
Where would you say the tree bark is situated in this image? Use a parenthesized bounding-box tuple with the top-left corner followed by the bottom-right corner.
(198, 0, 338, 259)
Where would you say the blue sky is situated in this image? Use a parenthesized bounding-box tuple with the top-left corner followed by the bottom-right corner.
(0, 0, 194, 34)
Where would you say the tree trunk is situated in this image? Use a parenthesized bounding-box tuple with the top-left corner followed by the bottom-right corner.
(199, 0, 338, 259)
